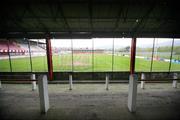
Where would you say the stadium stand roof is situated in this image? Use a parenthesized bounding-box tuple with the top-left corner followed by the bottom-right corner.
(0, 0, 180, 39)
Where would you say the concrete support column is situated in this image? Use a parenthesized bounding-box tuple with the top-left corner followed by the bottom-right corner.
(38, 75, 50, 113)
(173, 73, 178, 88)
(128, 38, 137, 113)
(31, 74, 36, 91)
(105, 74, 109, 90)
(69, 74, 73, 90)
(141, 73, 145, 89)
(128, 74, 138, 113)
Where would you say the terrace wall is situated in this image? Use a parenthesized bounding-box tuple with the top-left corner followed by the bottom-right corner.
(0, 72, 179, 82)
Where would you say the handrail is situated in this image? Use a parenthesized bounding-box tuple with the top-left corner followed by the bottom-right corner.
(139, 78, 180, 81)
(0, 79, 37, 82)
(0, 75, 32, 77)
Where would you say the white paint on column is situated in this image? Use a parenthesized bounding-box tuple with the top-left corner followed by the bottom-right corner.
(31, 74, 36, 91)
(0, 80, 2, 89)
(105, 74, 109, 90)
(69, 74, 73, 90)
(128, 74, 138, 113)
(141, 73, 145, 89)
(38, 75, 50, 113)
(173, 73, 178, 88)
(32, 81, 37, 91)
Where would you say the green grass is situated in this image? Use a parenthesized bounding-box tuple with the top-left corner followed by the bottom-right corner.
(0, 53, 180, 72)
(0, 56, 48, 72)
(136, 52, 180, 60)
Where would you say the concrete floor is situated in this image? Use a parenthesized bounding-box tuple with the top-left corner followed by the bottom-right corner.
(0, 83, 180, 120)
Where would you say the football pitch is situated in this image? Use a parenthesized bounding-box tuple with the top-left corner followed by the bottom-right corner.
(0, 53, 180, 72)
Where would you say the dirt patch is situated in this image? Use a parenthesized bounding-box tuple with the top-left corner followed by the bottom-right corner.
(73, 61, 90, 66)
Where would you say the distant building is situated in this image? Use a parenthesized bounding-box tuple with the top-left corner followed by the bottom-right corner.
(73, 49, 104, 54)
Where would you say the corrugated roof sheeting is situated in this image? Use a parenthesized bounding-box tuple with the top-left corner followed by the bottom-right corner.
(0, 0, 179, 38)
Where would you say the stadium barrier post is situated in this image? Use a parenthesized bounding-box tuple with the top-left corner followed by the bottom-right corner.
(141, 73, 145, 89)
(173, 73, 178, 88)
(38, 75, 50, 114)
(105, 74, 109, 90)
(31, 74, 37, 91)
(69, 74, 73, 90)
(0, 80, 2, 89)
(128, 38, 137, 113)
(128, 74, 138, 113)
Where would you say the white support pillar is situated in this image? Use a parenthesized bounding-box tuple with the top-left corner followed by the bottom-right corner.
(128, 74, 138, 113)
(69, 74, 73, 90)
(0, 80, 2, 89)
(141, 73, 145, 89)
(173, 73, 178, 88)
(105, 74, 109, 90)
(38, 75, 50, 113)
(31, 74, 37, 91)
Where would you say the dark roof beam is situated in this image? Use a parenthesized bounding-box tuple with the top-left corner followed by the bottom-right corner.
(48, 2, 57, 22)
(1, 5, 27, 32)
(11, 19, 26, 32)
(156, 3, 173, 34)
(122, 4, 129, 23)
(26, 4, 48, 32)
(56, 2, 71, 33)
(88, 0, 93, 32)
(114, 6, 123, 31)
(3, 16, 175, 21)
(132, 2, 156, 36)
(123, 8, 128, 23)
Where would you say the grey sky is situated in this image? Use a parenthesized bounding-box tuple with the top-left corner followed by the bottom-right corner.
(29, 38, 179, 48)
(51, 38, 176, 48)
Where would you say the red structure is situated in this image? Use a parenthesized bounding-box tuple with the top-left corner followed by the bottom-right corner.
(130, 38, 137, 75)
(46, 38, 53, 80)
(0, 40, 27, 55)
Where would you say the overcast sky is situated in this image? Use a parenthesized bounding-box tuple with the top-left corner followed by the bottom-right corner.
(50, 38, 176, 48)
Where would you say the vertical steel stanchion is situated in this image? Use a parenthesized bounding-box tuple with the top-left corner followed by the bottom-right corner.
(92, 39, 94, 80)
(150, 38, 155, 72)
(70, 38, 74, 90)
(128, 74, 138, 112)
(141, 73, 145, 89)
(112, 38, 115, 81)
(28, 39, 33, 72)
(7, 39, 12, 72)
(38, 75, 50, 113)
(169, 38, 174, 72)
(0, 80, 2, 89)
(71, 38, 74, 72)
(105, 74, 109, 90)
(31, 74, 36, 91)
(69, 74, 73, 90)
(173, 73, 178, 88)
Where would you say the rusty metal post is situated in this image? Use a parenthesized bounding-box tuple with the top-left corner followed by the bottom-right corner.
(46, 37, 53, 80)
(130, 38, 136, 75)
